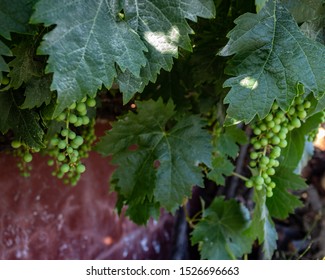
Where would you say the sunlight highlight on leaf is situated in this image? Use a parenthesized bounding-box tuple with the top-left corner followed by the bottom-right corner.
(239, 76, 259, 90)
(144, 26, 180, 55)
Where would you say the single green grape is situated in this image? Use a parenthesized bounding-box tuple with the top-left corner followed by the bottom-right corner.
(23, 153, 33, 163)
(11, 140, 22, 149)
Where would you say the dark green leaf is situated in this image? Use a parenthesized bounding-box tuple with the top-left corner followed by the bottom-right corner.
(8, 40, 42, 89)
(0, 40, 12, 82)
(219, 0, 325, 123)
(95, 98, 212, 217)
(208, 156, 234, 186)
(21, 75, 53, 109)
(0, 0, 37, 39)
(0, 91, 44, 148)
(282, 0, 325, 23)
(246, 188, 277, 259)
(191, 197, 252, 260)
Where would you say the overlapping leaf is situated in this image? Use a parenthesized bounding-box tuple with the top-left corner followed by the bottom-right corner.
(246, 189, 277, 259)
(31, 0, 215, 115)
(219, 0, 325, 123)
(191, 197, 252, 259)
(0, 91, 44, 148)
(95, 98, 212, 223)
(0, 0, 36, 82)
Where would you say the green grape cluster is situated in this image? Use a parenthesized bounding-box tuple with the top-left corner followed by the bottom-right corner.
(11, 140, 39, 177)
(246, 94, 311, 197)
(47, 96, 96, 186)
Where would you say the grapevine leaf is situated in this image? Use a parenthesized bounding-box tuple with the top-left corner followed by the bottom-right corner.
(267, 167, 306, 219)
(8, 40, 42, 89)
(95, 98, 212, 218)
(246, 189, 277, 259)
(219, 0, 325, 123)
(0, 40, 12, 82)
(0, 91, 44, 148)
(31, 0, 215, 114)
(280, 114, 321, 170)
(216, 125, 247, 159)
(0, 0, 37, 40)
(208, 157, 234, 186)
(191, 197, 252, 260)
(21, 75, 53, 109)
(282, 0, 325, 23)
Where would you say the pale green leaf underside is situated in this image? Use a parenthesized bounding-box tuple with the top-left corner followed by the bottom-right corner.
(191, 197, 252, 260)
(95, 99, 212, 213)
(220, 0, 325, 123)
(31, 0, 215, 115)
(246, 189, 277, 259)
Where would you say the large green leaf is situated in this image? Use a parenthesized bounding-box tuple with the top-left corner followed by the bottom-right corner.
(0, 40, 11, 82)
(246, 188, 277, 259)
(95, 98, 212, 222)
(219, 0, 325, 123)
(191, 197, 252, 260)
(0, 91, 44, 148)
(31, 0, 215, 116)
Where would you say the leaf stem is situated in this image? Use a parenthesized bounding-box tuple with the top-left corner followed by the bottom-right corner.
(232, 172, 248, 181)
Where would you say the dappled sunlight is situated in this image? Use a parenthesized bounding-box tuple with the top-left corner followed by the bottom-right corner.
(144, 26, 180, 54)
(240, 76, 258, 90)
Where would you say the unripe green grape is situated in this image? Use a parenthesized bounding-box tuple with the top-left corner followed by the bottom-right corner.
(61, 129, 69, 137)
(60, 164, 70, 173)
(270, 146, 281, 158)
(264, 177, 272, 184)
(50, 138, 59, 146)
(250, 137, 257, 144)
(69, 103, 76, 110)
(74, 118, 83, 127)
(288, 107, 295, 115)
(266, 131, 274, 139)
(278, 131, 286, 140)
(253, 127, 262, 135)
(256, 184, 263, 191)
(297, 110, 307, 119)
(249, 161, 257, 168)
(266, 190, 273, 198)
(276, 111, 285, 120)
(255, 175, 264, 185)
(57, 153, 66, 161)
(266, 167, 275, 176)
(291, 118, 301, 128)
(69, 114, 78, 124)
(265, 114, 273, 122)
(68, 131, 76, 140)
(253, 141, 262, 150)
(259, 123, 267, 131)
(280, 127, 289, 134)
(295, 96, 303, 105)
(82, 116, 90, 125)
(272, 160, 279, 167)
(271, 135, 280, 145)
(260, 138, 268, 147)
(262, 172, 269, 179)
(23, 153, 33, 163)
(76, 163, 86, 173)
(70, 156, 78, 163)
(47, 159, 54, 166)
(57, 112, 66, 122)
(304, 101, 311, 109)
(73, 136, 84, 147)
(279, 139, 288, 148)
(87, 98, 96, 107)
(67, 146, 74, 154)
(58, 140, 67, 150)
(297, 104, 305, 112)
(76, 102, 87, 113)
(267, 120, 275, 128)
(272, 103, 279, 110)
(269, 181, 276, 188)
(274, 117, 281, 125)
(272, 124, 281, 133)
(245, 179, 253, 188)
(11, 140, 22, 149)
(250, 152, 259, 160)
(260, 156, 270, 165)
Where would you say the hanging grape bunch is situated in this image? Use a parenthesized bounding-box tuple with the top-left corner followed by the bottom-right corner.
(245, 88, 311, 197)
(47, 96, 97, 186)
